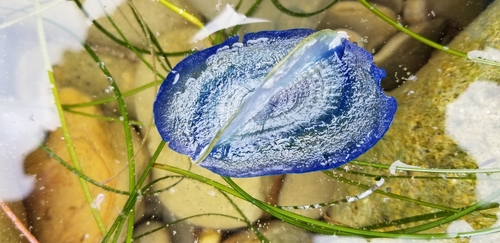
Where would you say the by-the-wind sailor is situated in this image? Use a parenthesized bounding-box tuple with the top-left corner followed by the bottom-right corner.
(153, 29, 397, 177)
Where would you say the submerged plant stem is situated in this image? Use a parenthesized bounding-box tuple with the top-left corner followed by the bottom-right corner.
(356, 0, 500, 66)
(35, 0, 106, 235)
(220, 191, 269, 242)
(356, 0, 462, 55)
(157, 0, 203, 28)
(392, 188, 500, 234)
(351, 160, 500, 174)
(363, 202, 499, 231)
(155, 164, 494, 238)
(81, 39, 137, 242)
(270, 0, 339, 17)
(157, 0, 215, 44)
(323, 171, 459, 212)
(128, 2, 172, 71)
(0, 198, 40, 243)
(62, 79, 163, 109)
(102, 142, 166, 242)
(63, 109, 146, 126)
(40, 144, 130, 195)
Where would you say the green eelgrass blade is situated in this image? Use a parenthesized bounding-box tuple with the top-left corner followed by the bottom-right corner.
(222, 175, 500, 239)
(127, 1, 172, 71)
(40, 144, 130, 195)
(351, 160, 500, 174)
(77, 11, 138, 238)
(356, 0, 500, 67)
(132, 213, 243, 241)
(390, 188, 500, 234)
(220, 191, 269, 243)
(323, 170, 460, 212)
(102, 141, 166, 243)
(270, 0, 339, 18)
(82, 43, 136, 186)
(141, 175, 185, 195)
(62, 79, 163, 109)
(35, 0, 106, 235)
(155, 164, 499, 239)
(157, 0, 214, 44)
(71, 0, 192, 58)
(335, 167, 476, 180)
(362, 202, 498, 231)
(63, 109, 147, 126)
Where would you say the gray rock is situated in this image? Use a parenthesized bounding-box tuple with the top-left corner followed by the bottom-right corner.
(403, 0, 487, 27)
(427, 0, 487, 28)
(403, 0, 429, 24)
(318, 1, 398, 53)
(374, 18, 446, 90)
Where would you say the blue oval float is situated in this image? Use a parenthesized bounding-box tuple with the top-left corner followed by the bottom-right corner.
(154, 29, 397, 177)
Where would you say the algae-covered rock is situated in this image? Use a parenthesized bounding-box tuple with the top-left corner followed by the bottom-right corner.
(328, 0, 500, 231)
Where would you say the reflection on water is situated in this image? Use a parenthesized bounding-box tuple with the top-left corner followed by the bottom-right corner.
(0, 0, 125, 201)
(446, 80, 500, 234)
(446, 80, 500, 170)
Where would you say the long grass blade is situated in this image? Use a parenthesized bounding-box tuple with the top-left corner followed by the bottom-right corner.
(35, 0, 106, 235)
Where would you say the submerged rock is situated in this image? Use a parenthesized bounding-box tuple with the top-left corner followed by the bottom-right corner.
(24, 88, 148, 242)
(187, 0, 332, 32)
(277, 172, 338, 219)
(402, 0, 486, 27)
(318, 1, 398, 53)
(328, 0, 500, 231)
(87, 0, 203, 54)
(0, 201, 28, 243)
(53, 50, 138, 119)
(223, 220, 312, 243)
(133, 220, 172, 243)
(374, 18, 446, 90)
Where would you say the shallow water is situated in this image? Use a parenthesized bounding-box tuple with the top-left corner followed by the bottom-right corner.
(1, 0, 500, 242)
